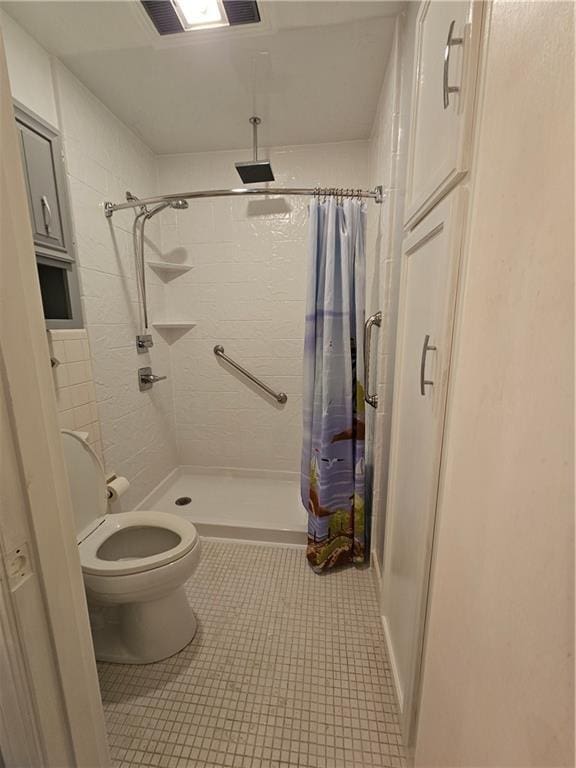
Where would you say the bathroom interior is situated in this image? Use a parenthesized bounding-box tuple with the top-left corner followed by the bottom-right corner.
(0, 1, 572, 767)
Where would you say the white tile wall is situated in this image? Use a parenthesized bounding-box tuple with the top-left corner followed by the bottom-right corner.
(48, 329, 102, 460)
(52, 62, 178, 510)
(4, 11, 379, 499)
(156, 142, 370, 473)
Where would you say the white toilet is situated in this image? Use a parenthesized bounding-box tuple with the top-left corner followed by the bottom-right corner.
(61, 430, 201, 664)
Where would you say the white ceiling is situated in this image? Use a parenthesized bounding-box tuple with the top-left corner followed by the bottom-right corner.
(2, 0, 401, 154)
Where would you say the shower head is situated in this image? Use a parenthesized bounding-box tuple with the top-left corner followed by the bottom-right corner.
(145, 199, 189, 219)
(235, 116, 275, 184)
(235, 160, 275, 184)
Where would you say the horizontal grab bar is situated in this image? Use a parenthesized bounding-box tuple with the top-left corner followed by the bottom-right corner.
(213, 345, 288, 404)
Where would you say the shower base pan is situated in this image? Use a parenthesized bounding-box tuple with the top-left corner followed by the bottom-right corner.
(136, 467, 307, 545)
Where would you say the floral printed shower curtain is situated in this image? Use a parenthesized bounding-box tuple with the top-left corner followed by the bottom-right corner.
(301, 197, 367, 572)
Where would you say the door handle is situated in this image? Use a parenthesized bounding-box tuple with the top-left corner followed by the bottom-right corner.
(420, 334, 437, 396)
(40, 195, 52, 234)
(364, 311, 382, 408)
(443, 20, 464, 109)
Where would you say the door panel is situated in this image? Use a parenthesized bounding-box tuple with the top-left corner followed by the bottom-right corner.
(383, 188, 467, 742)
(404, 1, 482, 228)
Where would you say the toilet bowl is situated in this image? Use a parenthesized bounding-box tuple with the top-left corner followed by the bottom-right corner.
(61, 430, 201, 664)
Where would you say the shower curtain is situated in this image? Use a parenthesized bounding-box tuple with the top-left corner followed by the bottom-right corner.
(301, 197, 367, 572)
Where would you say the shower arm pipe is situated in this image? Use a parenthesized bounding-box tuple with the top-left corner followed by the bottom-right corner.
(104, 185, 384, 217)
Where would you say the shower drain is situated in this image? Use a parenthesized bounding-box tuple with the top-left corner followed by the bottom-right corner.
(175, 496, 192, 506)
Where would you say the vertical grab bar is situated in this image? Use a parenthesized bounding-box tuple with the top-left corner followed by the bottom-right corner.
(364, 311, 382, 408)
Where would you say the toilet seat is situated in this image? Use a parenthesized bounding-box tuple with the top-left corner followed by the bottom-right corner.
(79, 510, 199, 576)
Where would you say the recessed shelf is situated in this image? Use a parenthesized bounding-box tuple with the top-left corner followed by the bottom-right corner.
(151, 321, 197, 330)
(147, 261, 193, 274)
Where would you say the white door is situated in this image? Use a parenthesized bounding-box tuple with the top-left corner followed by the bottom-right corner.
(404, 1, 483, 228)
(383, 189, 467, 742)
(0, 29, 110, 767)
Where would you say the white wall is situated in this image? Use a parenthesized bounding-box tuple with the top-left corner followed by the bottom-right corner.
(367, 5, 418, 576)
(48, 329, 102, 461)
(52, 61, 177, 510)
(415, 2, 574, 765)
(157, 142, 369, 472)
(0, 9, 58, 128)
(1, 11, 178, 509)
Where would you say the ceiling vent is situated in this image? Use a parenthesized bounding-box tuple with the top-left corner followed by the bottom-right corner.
(142, 0, 260, 35)
(222, 0, 260, 25)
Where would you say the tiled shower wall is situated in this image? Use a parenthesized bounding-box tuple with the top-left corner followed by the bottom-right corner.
(52, 62, 178, 511)
(156, 142, 369, 472)
(2, 10, 376, 499)
(2, 12, 178, 510)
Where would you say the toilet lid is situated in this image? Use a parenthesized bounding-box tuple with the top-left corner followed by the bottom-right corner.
(61, 430, 108, 539)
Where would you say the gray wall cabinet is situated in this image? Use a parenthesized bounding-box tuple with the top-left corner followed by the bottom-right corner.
(14, 101, 83, 329)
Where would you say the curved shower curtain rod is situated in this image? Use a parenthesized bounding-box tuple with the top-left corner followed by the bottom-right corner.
(103, 185, 384, 218)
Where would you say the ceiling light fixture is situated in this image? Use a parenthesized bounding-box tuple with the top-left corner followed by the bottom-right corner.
(170, 0, 229, 30)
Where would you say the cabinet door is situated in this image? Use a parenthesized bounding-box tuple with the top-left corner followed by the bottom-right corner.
(18, 123, 65, 251)
(404, 1, 482, 228)
(383, 188, 467, 742)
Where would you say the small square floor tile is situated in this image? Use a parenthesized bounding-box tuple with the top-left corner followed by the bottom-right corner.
(98, 540, 406, 767)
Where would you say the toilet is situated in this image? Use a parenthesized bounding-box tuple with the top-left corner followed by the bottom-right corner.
(61, 430, 201, 664)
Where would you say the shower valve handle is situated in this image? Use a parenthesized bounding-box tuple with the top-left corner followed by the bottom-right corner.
(138, 366, 167, 391)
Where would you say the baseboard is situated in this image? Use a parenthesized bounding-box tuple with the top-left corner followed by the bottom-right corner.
(371, 547, 383, 603)
(381, 614, 404, 714)
(370, 552, 404, 714)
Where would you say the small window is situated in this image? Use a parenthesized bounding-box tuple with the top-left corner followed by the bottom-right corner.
(37, 261, 72, 319)
(36, 254, 82, 329)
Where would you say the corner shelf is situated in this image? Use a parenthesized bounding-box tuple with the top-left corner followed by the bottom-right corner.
(151, 321, 197, 330)
(147, 261, 193, 275)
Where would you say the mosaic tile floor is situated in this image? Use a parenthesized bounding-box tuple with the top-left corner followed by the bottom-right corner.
(98, 540, 406, 768)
